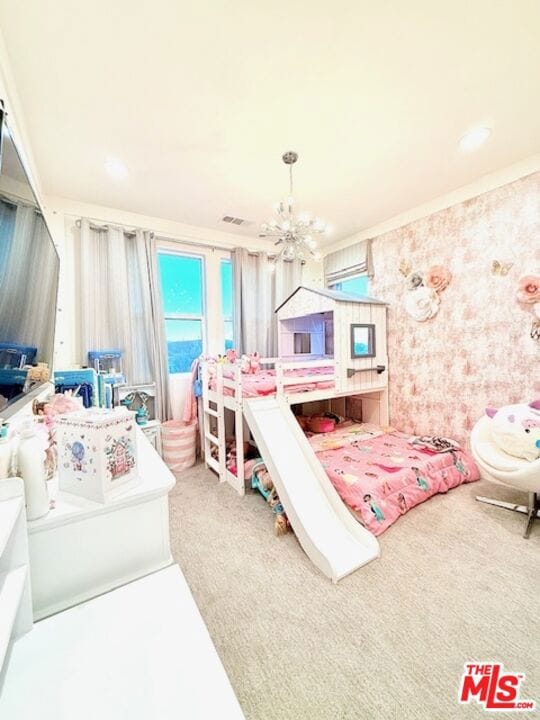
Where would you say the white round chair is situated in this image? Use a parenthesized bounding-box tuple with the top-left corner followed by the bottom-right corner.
(471, 415, 540, 538)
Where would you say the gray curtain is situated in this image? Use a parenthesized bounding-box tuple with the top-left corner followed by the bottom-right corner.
(75, 219, 171, 420)
(0, 200, 58, 362)
(231, 248, 302, 356)
(143, 232, 172, 421)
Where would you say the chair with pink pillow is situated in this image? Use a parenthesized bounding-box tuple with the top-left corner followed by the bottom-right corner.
(471, 400, 540, 538)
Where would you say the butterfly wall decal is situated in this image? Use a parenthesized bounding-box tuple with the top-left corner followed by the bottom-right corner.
(398, 259, 411, 277)
(491, 259, 513, 276)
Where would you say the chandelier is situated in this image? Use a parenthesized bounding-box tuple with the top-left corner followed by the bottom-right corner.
(259, 151, 326, 261)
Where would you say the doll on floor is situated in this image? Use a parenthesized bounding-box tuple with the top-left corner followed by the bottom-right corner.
(249, 458, 290, 536)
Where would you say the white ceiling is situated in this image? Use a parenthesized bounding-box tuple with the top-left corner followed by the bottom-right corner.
(1, 0, 540, 245)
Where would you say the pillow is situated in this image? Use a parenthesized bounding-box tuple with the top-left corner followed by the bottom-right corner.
(307, 415, 336, 434)
(485, 400, 540, 462)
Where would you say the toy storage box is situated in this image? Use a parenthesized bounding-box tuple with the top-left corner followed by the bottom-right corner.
(56, 408, 138, 503)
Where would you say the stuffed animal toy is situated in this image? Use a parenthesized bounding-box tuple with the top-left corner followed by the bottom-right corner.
(240, 352, 260, 374)
(485, 399, 540, 461)
(225, 348, 237, 363)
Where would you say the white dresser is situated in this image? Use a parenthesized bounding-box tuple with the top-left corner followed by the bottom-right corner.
(27, 426, 174, 620)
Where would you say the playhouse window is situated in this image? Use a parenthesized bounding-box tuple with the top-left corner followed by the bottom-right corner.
(294, 333, 312, 354)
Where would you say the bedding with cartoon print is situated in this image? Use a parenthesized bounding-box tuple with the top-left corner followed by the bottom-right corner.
(310, 426, 480, 535)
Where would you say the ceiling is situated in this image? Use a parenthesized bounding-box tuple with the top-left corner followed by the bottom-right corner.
(1, 0, 539, 245)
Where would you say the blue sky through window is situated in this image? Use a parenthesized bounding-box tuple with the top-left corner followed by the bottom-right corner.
(220, 260, 233, 318)
(221, 260, 234, 350)
(158, 253, 204, 373)
(158, 253, 203, 315)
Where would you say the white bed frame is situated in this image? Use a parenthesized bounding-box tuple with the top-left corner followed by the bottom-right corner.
(201, 356, 389, 495)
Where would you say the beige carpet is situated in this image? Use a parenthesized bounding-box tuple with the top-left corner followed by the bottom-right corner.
(169, 463, 539, 720)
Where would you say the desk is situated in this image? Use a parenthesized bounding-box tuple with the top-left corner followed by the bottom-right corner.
(0, 565, 245, 719)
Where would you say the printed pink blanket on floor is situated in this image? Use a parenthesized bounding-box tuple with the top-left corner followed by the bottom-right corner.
(312, 430, 479, 535)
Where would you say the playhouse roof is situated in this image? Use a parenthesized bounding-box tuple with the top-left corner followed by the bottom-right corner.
(275, 285, 388, 313)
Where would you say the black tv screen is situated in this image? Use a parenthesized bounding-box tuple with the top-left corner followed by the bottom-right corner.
(0, 105, 60, 417)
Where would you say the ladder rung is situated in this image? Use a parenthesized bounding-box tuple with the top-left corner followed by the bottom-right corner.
(205, 431, 220, 445)
(206, 455, 219, 472)
(204, 407, 219, 418)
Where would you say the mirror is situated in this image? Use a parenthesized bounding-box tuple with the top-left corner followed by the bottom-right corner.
(0, 107, 60, 417)
(350, 323, 375, 358)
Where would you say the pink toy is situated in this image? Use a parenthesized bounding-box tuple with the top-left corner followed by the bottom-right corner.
(225, 348, 237, 363)
(240, 352, 260, 374)
(308, 415, 336, 434)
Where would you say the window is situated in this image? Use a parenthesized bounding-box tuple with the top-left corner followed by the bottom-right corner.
(221, 259, 234, 351)
(330, 274, 369, 297)
(158, 252, 204, 373)
(294, 332, 311, 354)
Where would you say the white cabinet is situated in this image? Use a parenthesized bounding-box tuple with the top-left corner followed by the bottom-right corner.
(28, 427, 175, 620)
(0, 478, 33, 674)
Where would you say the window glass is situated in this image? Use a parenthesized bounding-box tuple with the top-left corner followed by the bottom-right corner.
(221, 259, 234, 350)
(158, 253, 204, 373)
(163, 319, 203, 373)
(158, 253, 203, 316)
(330, 275, 369, 296)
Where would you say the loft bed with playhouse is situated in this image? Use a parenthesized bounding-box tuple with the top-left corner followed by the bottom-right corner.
(200, 287, 480, 582)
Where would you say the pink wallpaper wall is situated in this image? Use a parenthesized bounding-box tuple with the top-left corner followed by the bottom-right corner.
(369, 171, 540, 446)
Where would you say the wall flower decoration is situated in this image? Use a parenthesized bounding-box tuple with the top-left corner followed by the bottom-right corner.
(515, 273, 540, 343)
(408, 272, 424, 290)
(425, 265, 452, 293)
(404, 286, 440, 322)
(516, 274, 540, 304)
(399, 260, 450, 322)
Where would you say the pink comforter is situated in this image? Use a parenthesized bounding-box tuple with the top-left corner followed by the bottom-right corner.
(312, 428, 479, 535)
(209, 366, 334, 398)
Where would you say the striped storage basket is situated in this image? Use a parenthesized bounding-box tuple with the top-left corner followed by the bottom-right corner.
(161, 420, 198, 473)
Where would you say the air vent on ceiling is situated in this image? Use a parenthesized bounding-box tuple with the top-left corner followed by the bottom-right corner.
(221, 215, 252, 227)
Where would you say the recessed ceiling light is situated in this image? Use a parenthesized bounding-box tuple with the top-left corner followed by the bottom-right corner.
(104, 157, 129, 180)
(459, 127, 492, 152)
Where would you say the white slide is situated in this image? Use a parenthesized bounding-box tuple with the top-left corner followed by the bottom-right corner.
(243, 397, 380, 582)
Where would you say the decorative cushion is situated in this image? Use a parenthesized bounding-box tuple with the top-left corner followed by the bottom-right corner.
(485, 400, 540, 462)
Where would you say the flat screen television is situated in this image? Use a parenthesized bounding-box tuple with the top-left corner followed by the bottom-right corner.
(0, 103, 60, 418)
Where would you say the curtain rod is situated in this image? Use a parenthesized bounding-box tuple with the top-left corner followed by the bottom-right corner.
(70, 213, 294, 258)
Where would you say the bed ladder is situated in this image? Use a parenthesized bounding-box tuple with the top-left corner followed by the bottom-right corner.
(202, 367, 226, 481)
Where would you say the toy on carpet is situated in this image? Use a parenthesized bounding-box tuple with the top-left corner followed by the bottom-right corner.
(485, 399, 540, 461)
(249, 459, 290, 536)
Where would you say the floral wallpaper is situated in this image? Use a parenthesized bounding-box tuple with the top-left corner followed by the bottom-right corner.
(369, 171, 540, 447)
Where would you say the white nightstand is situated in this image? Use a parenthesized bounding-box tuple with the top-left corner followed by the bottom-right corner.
(140, 419, 162, 455)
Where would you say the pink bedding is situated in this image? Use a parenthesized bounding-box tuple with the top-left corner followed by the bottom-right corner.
(209, 366, 334, 398)
(310, 425, 479, 535)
